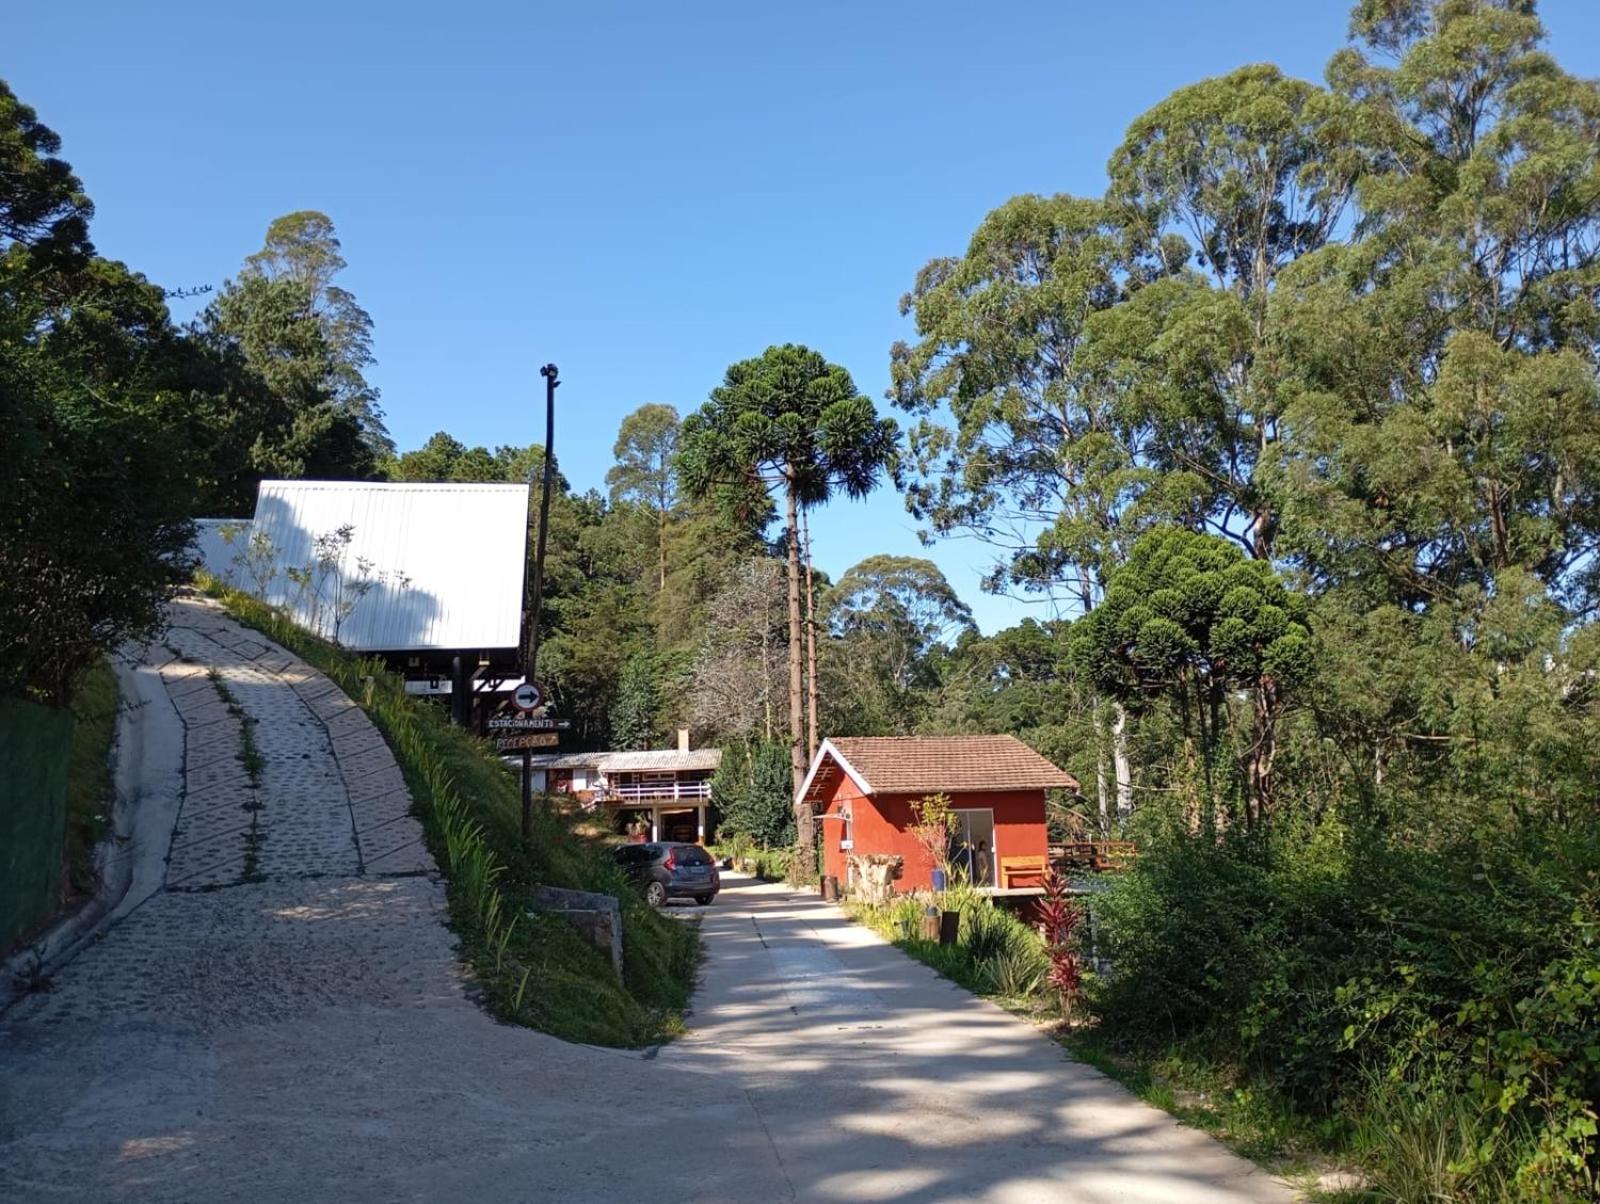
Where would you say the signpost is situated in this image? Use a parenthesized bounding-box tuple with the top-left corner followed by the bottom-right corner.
(494, 731, 560, 751)
(489, 684, 569, 753)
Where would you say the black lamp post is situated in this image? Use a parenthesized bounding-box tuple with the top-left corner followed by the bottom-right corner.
(520, 362, 559, 839)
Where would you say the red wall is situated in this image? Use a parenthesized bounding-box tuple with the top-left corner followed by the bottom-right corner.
(818, 773, 1048, 893)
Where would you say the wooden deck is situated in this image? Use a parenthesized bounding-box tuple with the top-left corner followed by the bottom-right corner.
(1050, 841, 1137, 873)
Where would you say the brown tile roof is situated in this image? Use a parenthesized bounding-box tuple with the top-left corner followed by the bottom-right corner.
(821, 735, 1078, 797)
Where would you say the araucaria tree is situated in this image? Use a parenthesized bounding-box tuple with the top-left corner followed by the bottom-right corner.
(678, 344, 898, 877)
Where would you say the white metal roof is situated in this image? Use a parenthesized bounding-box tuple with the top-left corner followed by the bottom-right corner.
(596, 749, 721, 773)
(523, 749, 723, 773)
(246, 480, 529, 652)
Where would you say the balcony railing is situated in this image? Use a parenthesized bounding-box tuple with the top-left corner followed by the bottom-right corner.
(595, 779, 712, 803)
(1049, 840, 1137, 872)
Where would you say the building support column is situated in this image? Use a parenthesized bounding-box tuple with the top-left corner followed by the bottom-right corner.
(696, 806, 705, 844)
(650, 808, 659, 842)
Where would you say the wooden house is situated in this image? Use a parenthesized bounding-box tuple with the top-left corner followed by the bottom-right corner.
(798, 735, 1078, 894)
(525, 734, 719, 844)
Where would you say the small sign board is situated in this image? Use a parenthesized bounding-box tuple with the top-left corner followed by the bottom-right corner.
(513, 682, 544, 712)
(487, 715, 571, 732)
(493, 731, 560, 751)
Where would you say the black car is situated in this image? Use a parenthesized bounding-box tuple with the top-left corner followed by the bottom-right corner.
(612, 842, 720, 907)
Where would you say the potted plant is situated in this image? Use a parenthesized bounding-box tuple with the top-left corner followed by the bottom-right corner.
(908, 793, 955, 889)
(908, 793, 961, 934)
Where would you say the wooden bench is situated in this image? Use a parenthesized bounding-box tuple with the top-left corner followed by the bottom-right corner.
(999, 855, 1047, 889)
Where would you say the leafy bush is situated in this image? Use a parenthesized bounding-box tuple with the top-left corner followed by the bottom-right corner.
(853, 884, 1051, 1005)
(712, 738, 794, 848)
(1090, 818, 1600, 1198)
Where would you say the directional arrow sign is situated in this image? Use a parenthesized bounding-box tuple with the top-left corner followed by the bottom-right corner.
(487, 715, 572, 731)
(513, 682, 544, 712)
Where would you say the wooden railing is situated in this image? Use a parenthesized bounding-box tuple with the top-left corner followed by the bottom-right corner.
(1050, 841, 1138, 872)
(596, 779, 712, 803)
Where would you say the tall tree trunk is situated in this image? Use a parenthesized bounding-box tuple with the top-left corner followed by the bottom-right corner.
(802, 506, 818, 761)
(657, 509, 667, 592)
(1248, 678, 1280, 825)
(783, 477, 814, 878)
(1112, 703, 1134, 823)
(1095, 733, 1110, 838)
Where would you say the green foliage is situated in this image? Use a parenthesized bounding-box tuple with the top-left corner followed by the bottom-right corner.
(891, 7, 1600, 1191)
(609, 650, 661, 750)
(678, 343, 899, 513)
(63, 657, 118, 899)
(822, 555, 974, 735)
(710, 739, 794, 848)
(1070, 528, 1314, 822)
(0, 82, 196, 704)
(1091, 819, 1600, 1198)
(0, 79, 92, 265)
(852, 886, 1048, 1005)
(205, 209, 389, 466)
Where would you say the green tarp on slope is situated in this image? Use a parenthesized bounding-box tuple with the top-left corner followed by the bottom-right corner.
(0, 695, 73, 950)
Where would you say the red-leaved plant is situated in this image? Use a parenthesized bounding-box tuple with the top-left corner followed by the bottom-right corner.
(1038, 867, 1082, 1022)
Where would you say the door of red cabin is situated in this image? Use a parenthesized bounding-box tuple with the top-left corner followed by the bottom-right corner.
(950, 809, 996, 887)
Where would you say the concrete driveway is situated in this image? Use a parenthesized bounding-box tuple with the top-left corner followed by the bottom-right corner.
(666, 874, 1292, 1203)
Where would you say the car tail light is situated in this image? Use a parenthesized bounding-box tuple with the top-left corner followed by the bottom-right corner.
(663, 850, 676, 870)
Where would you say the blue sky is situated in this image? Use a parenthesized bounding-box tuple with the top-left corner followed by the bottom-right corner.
(14, 1, 1600, 633)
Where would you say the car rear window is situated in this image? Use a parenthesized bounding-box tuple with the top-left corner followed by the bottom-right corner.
(675, 845, 711, 865)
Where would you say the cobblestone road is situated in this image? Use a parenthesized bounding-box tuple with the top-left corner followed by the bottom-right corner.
(1, 599, 786, 1203)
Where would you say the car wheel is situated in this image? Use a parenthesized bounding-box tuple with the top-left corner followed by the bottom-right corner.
(645, 880, 668, 907)
(695, 894, 714, 906)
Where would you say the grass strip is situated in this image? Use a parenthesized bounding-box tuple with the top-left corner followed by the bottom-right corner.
(63, 658, 119, 901)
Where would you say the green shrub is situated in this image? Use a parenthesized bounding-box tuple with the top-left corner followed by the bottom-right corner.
(852, 885, 1049, 1004)
(1089, 817, 1600, 1198)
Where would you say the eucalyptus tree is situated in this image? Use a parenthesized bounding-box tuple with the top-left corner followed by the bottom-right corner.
(1101, 63, 1358, 562)
(823, 555, 973, 735)
(891, 195, 1156, 821)
(678, 344, 898, 870)
(1272, 0, 1600, 614)
(606, 403, 680, 590)
(206, 210, 389, 475)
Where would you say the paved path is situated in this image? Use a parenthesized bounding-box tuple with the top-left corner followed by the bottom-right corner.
(0, 599, 786, 1202)
(667, 878, 1292, 1203)
(3, 598, 1291, 1202)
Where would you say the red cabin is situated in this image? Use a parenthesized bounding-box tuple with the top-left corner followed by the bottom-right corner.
(799, 735, 1079, 894)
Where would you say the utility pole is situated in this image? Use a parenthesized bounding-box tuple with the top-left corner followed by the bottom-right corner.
(521, 362, 560, 840)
